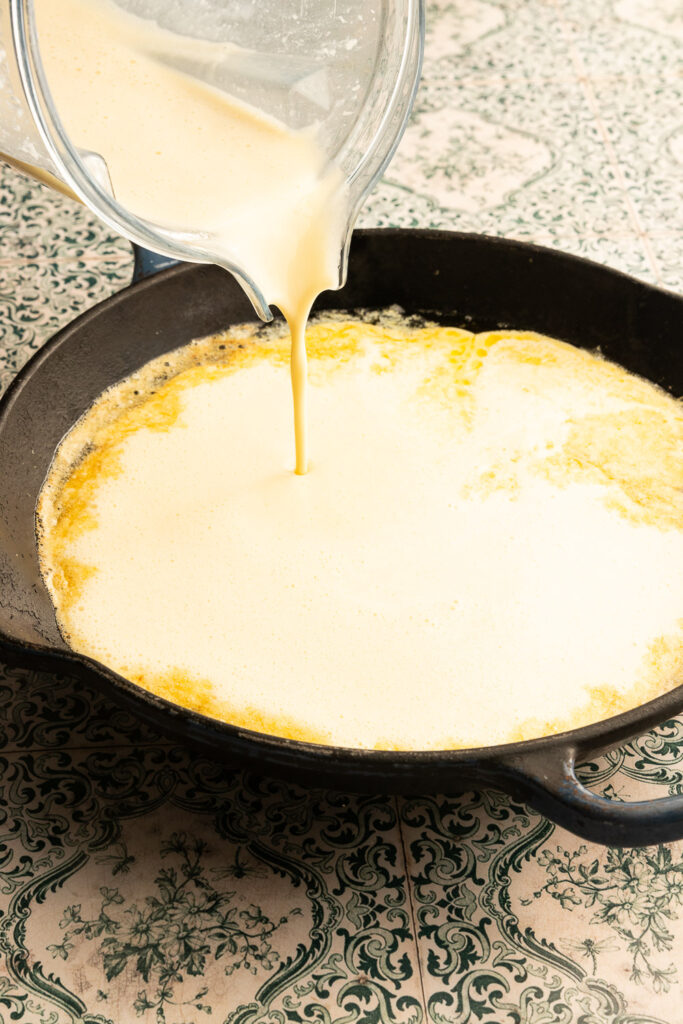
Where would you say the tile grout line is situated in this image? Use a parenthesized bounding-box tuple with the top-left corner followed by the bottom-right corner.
(395, 795, 429, 1019)
(550, 0, 664, 286)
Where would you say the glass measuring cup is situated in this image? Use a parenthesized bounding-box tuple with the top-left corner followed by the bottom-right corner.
(0, 0, 424, 319)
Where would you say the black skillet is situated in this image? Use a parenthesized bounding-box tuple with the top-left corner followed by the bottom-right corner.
(1, 229, 682, 847)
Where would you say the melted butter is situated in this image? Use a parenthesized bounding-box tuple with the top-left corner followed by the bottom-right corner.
(37, 318, 683, 750)
(34, 0, 349, 474)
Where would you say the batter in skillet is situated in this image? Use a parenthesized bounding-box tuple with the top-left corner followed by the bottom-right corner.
(37, 316, 683, 750)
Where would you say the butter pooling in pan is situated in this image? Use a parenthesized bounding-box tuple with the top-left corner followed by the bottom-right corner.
(36, 316, 683, 751)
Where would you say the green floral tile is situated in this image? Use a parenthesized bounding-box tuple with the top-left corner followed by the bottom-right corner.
(423, 0, 570, 81)
(372, 71, 641, 246)
(647, 233, 683, 292)
(589, 76, 683, 238)
(0, 662, 164, 750)
(559, 0, 683, 77)
(0, 257, 132, 394)
(0, 748, 425, 1024)
(399, 790, 683, 1022)
(423, 0, 509, 66)
(0, 161, 132, 265)
(577, 719, 683, 801)
(612, 0, 683, 42)
(2, 658, 683, 1021)
(508, 839, 683, 1014)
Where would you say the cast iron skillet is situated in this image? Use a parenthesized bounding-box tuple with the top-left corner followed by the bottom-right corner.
(1, 229, 682, 847)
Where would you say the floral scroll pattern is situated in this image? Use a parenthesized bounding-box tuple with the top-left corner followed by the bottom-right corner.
(2, 0, 683, 1021)
(51, 832, 303, 1008)
(0, 723, 681, 1023)
(523, 845, 683, 992)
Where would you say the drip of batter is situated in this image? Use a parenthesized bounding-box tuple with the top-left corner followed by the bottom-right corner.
(34, 0, 349, 474)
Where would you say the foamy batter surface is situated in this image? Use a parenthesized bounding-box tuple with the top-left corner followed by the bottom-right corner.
(37, 317, 683, 750)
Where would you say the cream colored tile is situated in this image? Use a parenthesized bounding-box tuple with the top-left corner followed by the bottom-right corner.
(0, 752, 426, 1023)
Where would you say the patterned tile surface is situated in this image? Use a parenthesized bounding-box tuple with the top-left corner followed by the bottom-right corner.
(1, 1, 683, 1021)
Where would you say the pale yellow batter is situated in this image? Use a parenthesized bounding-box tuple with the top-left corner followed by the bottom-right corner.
(37, 317, 683, 750)
(34, 0, 348, 474)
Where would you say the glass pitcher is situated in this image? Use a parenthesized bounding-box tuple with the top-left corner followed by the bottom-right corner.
(0, 0, 424, 319)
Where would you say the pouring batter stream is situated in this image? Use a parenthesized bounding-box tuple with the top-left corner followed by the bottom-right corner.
(34, 0, 349, 474)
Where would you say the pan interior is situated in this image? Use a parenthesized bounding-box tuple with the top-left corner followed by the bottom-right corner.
(34, 309, 683, 752)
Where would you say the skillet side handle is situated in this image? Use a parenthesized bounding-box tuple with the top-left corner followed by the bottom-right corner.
(132, 245, 181, 284)
(501, 748, 683, 847)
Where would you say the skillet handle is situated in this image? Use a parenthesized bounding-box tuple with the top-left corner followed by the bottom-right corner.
(132, 244, 181, 284)
(502, 747, 683, 847)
